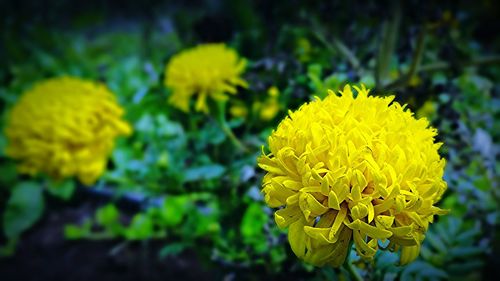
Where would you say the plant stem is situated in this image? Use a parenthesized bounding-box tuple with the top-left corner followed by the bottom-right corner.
(418, 55, 500, 72)
(375, 1, 401, 87)
(312, 29, 364, 75)
(220, 119, 247, 152)
(332, 37, 362, 73)
(214, 100, 247, 152)
(346, 261, 363, 281)
(381, 26, 427, 91)
(343, 242, 363, 281)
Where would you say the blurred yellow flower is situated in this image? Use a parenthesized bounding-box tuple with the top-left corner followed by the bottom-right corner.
(258, 86, 281, 121)
(229, 102, 248, 118)
(259, 99, 280, 121)
(254, 86, 281, 121)
(164, 43, 248, 113)
(258, 85, 447, 267)
(416, 100, 437, 120)
(5, 76, 132, 186)
(267, 86, 280, 98)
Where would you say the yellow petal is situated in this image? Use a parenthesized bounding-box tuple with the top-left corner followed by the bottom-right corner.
(346, 219, 393, 239)
(299, 192, 328, 218)
(400, 245, 420, 265)
(375, 215, 395, 229)
(274, 205, 301, 229)
(304, 227, 334, 244)
(288, 218, 311, 258)
(328, 190, 340, 210)
(329, 207, 347, 240)
(283, 180, 302, 191)
(390, 224, 414, 237)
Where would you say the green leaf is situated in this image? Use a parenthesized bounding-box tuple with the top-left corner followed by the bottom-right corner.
(270, 247, 286, 265)
(426, 232, 447, 254)
(158, 196, 189, 227)
(125, 214, 154, 240)
(401, 261, 448, 281)
(112, 148, 133, 170)
(455, 226, 480, 243)
(448, 260, 484, 274)
(64, 220, 92, 240)
(3, 182, 45, 238)
(0, 133, 6, 157)
(449, 246, 484, 258)
(241, 203, 267, 240)
(135, 114, 155, 134)
(240, 203, 268, 253)
(159, 243, 187, 259)
(46, 179, 75, 201)
(190, 205, 220, 236)
(184, 164, 226, 182)
(0, 162, 18, 188)
(95, 204, 120, 226)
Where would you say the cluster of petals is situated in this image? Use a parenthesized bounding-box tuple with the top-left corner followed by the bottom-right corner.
(164, 43, 248, 113)
(258, 85, 447, 267)
(5, 76, 132, 185)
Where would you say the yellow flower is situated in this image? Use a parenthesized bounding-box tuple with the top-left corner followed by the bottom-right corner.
(259, 98, 280, 121)
(258, 85, 447, 267)
(267, 86, 280, 98)
(5, 76, 132, 185)
(164, 43, 248, 113)
(255, 86, 281, 121)
(416, 100, 437, 121)
(229, 102, 248, 118)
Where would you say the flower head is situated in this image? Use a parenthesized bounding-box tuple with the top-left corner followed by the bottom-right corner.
(164, 43, 248, 113)
(5, 76, 132, 185)
(258, 85, 447, 267)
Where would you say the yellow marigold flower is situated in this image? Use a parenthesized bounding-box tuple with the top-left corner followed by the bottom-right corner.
(5, 76, 132, 186)
(164, 43, 248, 113)
(258, 84, 447, 267)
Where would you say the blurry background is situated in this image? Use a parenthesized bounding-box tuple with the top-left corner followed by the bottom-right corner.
(0, 0, 499, 280)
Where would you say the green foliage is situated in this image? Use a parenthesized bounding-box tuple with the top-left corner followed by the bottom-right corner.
(184, 164, 226, 182)
(417, 216, 486, 280)
(159, 242, 187, 259)
(307, 64, 349, 98)
(64, 194, 220, 243)
(46, 179, 76, 201)
(2, 182, 44, 238)
(400, 261, 448, 281)
(240, 203, 268, 253)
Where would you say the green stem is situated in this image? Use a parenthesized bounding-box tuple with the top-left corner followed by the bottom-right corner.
(214, 100, 247, 152)
(418, 55, 500, 72)
(381, 26, 427, 92)
(345, 260, 363, 281)
(332, 37, 362, 73)
(343, 242, 363, 281)
(311, 27, 364, 75)
(375, 1, 401, 87)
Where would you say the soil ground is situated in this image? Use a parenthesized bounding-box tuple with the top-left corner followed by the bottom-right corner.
(0, 199, 213, 281)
